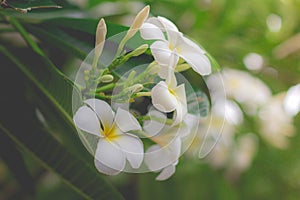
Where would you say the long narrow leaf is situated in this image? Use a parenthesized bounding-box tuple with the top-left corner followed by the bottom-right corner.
(0, 122, 124, 200)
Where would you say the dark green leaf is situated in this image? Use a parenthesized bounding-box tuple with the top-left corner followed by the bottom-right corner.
(0, 44, 124, 200)
(0, 121, 124, 200)
(7, 0, 59, 9)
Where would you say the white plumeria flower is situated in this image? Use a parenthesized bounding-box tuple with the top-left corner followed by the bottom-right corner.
(151, 55, 187, 125)
(140, 16, 211, 76)
(145, 137, 181, 181)
(143, 109, 198, 180)
(73, 99, 144, 175)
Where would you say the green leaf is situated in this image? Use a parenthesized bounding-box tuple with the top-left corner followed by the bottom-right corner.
(0, 43, 87, 160)
(0, 121, 124, 200)
(0, 131, 35, 196)
(7, 0, 59, 9)
(0, 44, 124, 199)
(28, 24, 93, 59)
(44, 18, 128, 37)
(23, 18, 127, 60)
(9, 16, 45, 56)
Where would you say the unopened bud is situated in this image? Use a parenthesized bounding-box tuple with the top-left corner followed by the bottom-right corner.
(95, 18, 107, 58)
(127, 44, 149, 58)
(99, 74, 114, 83)
(117, 6, 150, 56)
(92, 18, 107, 71)
(126, 5, 150, 40)
(129, 84, 144, 93)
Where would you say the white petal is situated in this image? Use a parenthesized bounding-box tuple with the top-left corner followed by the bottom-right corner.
(151, 41, 172, 67)
(166, 29, 183, 49)
(173, 84, 187, 104)
(140, 23, 166, 40)
(172, 84, 187, 125)
(158, 64, 171, 79)
(94, 159, 120, 175)
(166, 73, 178, 90)
(157, 16, 179, 32)
(145, 144, 168, 171)
(95, 139, 126, 173)
(158, 55, 179, 80)
(115, 108, 141, 132)
(151, 81, 177, 113)
(85, 99, 114, 128)
(173, 102, 187, 126)
(146, 17, 165, 31)
(182, 36, 206, 54)
(165, 54, 179, 87)
(114, 134, 144, 169)
(145, 138, 181, 171)
(73, 105, 100, 136)
(143, 109, 166, 137)
(179, 44, 211, 75)
(156, 164, 176, 181)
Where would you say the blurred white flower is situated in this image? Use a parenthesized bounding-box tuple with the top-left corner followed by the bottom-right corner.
(213, 99, 244, 126)
(200, 117, 257, 176)
(222, 69, 271, 115)
(140, 16, 211, 76)
(284, 83, 300, 116)
(259, 93, 295, 149)
(266, 13, 282, 32)
(243, 52, 264, 71)
(226, 133, 258, 180)
(73, 99, 143, 175)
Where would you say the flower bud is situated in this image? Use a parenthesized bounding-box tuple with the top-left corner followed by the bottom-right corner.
(99, 74, 114, 83)
(117, 6, 150, 55)
(129, 84, 144, 93)
(95, 18, 107, 60)
(127, 44, 149, 58)
(126, 5, 150, 40)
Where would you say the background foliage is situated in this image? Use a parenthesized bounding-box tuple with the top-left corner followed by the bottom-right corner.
(0, 0, 299, 199)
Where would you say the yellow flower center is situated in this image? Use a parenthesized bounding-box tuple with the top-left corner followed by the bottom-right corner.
(169, 44, 175, 51)
(102, 123, 119, 141)
(168, 88, 176, 96)
(168, 44, 181, 54)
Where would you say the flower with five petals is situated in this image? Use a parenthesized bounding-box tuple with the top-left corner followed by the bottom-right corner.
(140, 16, 211, 76)
(73, 99, 144, 175)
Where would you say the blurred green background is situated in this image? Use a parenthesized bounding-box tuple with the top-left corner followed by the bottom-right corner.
(1, 0, 300, 199)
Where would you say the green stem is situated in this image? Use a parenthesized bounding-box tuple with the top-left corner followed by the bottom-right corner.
(133, 92, 151, 98)
(95, 93, 111, 100)
(96, 83, 116, 92)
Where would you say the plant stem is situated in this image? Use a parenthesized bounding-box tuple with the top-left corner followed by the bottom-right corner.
(96, 83, 115, 92)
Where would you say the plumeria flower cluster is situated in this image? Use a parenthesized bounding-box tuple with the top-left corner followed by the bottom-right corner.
(73, 5, 213, 180)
